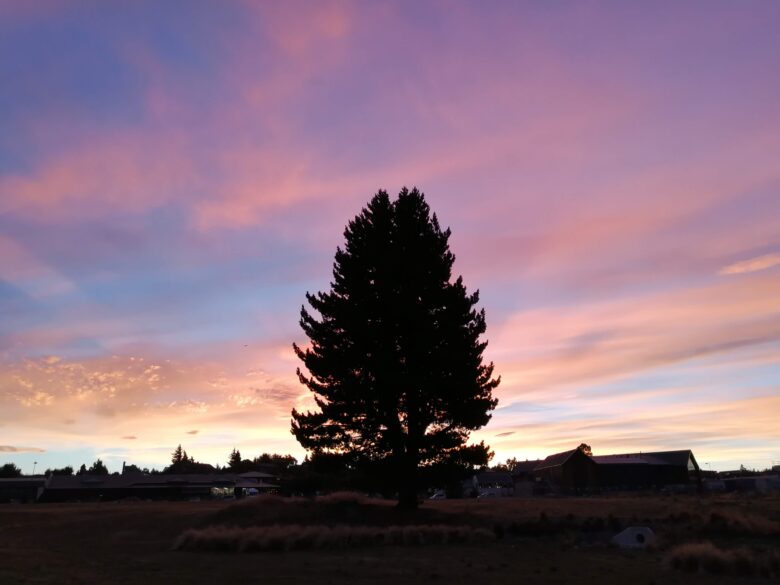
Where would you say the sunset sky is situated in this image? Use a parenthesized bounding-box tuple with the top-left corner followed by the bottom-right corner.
(1, 1, 779, 474)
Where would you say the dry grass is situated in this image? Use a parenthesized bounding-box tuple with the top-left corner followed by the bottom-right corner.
(705, 509, 780, 535)
(3, 496, 780, 584)
(666, 542, 780, 578)
(663, 506, 780, 545)
(174, 523, 494, 552)
(204, 492, 449, 529)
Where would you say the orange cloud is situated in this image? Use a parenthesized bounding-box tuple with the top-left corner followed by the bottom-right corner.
(0, 352, 310, 466)
(483, 393, 780, 469)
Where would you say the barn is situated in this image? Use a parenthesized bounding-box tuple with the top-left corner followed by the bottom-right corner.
(532, 448, 599, 494)
(593, 450, 701, 491)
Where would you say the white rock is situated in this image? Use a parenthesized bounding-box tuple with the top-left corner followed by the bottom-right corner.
(611, 526, 656, 549)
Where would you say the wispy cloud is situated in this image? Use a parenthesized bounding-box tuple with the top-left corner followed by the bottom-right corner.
(0, 445, 46, 453)
(720, 253, 780, 276)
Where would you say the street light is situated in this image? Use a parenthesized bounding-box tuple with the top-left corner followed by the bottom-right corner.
(32, 461, 37, 475)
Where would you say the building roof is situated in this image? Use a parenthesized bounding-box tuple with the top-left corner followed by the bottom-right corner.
(239, 471, 276, 479)
(534, 449, 581, 471)
(512, 460, 543, 474)
(592, 456, 649, 465)
(593, 450, 694, 467)
(0, 477, 47, 487)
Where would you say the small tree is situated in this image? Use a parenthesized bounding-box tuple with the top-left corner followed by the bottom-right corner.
(292, 188, 499, 508)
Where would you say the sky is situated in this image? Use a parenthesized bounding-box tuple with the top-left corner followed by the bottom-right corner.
(1, 1, 779, 474)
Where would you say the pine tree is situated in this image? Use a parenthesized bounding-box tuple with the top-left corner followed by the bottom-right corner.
(292, 188, 500, 508)
(172, 444, 183, 465)
(228, 448, 241, 470)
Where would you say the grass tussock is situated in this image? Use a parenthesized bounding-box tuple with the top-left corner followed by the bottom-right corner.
(174, 523, 494, 552)
(706, 509, 780, 535)
(666, 542, 780, 578)
(665, 508, 780, 537)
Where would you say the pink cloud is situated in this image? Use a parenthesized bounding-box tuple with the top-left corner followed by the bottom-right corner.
(720, 252, 780, 276)
(0, 133, 197, 221)
(490, 272, 780, 399)
(0, 234, 74, 297)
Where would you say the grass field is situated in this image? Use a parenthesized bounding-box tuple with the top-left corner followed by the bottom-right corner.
(1, 494, 778, 584)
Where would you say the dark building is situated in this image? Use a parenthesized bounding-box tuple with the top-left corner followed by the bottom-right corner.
(37, 472, 277, 503)
(0, 477, 46, 503)
(509, 446, 701, 495)
(593, 450, 701, 491)
(511, 459, 542, 496)
(533, 448, 599, 494)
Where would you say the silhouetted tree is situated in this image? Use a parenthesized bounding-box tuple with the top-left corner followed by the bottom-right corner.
(87, 459, 109, 475)
(292, 188, 499, 508)
(228, 448, 242, 470)
(172, 444, 184, 465)
(0, 463, 22, 478)
(76, 464, 88, 475)
(164, 447, 214, 474)
(491, 457, 519, 472)
(254, 453, 298, 473)
(44, 466, 74, 477)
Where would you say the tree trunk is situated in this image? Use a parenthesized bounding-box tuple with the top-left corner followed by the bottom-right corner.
(397, 452, 419, 509)
(398, 482, 418, 509)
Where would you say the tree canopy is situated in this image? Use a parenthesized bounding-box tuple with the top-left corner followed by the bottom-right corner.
(75, 459, 108, 475)
(0, 463, 22, 478)
(292, 188, 499, 508)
